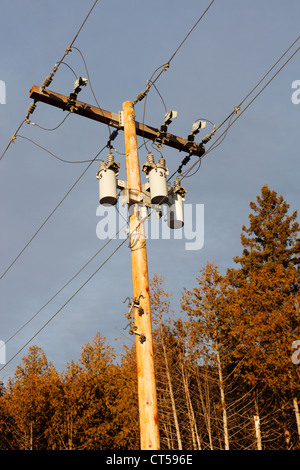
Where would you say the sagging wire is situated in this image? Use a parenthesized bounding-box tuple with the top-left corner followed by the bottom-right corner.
(27, 113, 71, 132)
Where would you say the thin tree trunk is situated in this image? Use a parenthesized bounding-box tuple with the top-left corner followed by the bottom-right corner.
(215, 341, 229, 450)
(293, 397, 300, 442)
(67, 413, 73, 450)
(159, 311, 183, 450)
(196, 369, 213, 449)
(162, 418, 172, 450)
(281, 403, 291, 449)
(29, 421, 33, 450)
(253, 415, 262, 450)
(253, 398, 262, 450)
(180, 355, 201, 449)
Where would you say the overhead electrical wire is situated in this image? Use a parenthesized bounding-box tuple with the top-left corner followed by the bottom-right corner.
(0, 234, 129, 375)
(71, 45, 112, 140)
(133, 0, 215, 106)
(0, 0, 215, 377)
(29, 113, 71, 132)
(0, 0, 213, 277)
(1, 3, 298, 374)
(177, 37, 300, 182)
(1, 57, 120, 278)
(0, 134, 119, 281)
(0, 0, 100, 162)
(0, 189, 176, 374)
(15, 135, 107, 164)
(0, 199, 165, 374)
(3, 219, 129, 349)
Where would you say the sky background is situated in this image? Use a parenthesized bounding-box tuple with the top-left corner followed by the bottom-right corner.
(0, 0, 299, 382)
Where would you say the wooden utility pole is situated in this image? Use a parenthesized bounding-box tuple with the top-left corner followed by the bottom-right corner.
(28, 85, 206, 450)
(123, 101, 160, 449)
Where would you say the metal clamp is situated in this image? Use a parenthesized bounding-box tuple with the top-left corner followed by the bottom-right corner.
(123, 294, 145, 320)
(129, 326, 146, 344)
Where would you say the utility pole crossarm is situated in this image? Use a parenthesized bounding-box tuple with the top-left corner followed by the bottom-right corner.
(29, 85, 205, 157)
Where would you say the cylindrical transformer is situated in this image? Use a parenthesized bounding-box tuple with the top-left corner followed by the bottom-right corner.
(142, 155, 169, 205)
(96, 153, 120, 206)
(167, 178, 187, 229)
(148, 165, 168, 204)
(167, 192, 184, 229)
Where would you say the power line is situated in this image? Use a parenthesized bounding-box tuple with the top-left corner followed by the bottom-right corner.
(0, 138, 117, 280)
(0, 185, 178, 375)
(237, 35, 300, 110)
(210, 35, 300, 138)
(15, 135, 107, 164)
(0, 0, 101, 162)
(29, 112, 71, 132)
(133, 0, 215, 106)
(71, 46, 112, 140)
(0, 234, 129, 374)
(179, 39, 300, 181)
(3, 220, 129, 348)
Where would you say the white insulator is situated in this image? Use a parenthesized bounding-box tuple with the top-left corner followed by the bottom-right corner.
(97, 166, 118, 206)
(148, 166, 168, 204)
(167, 192, 184, 229)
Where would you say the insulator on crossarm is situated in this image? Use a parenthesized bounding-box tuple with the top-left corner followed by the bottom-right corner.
(41, 75, 53, 90)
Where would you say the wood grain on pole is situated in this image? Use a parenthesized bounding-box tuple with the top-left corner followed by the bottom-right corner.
(123, 100, 160, 451)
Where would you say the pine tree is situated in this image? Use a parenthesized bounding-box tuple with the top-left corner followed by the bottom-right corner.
(61, 332, 124, 450)
(226, 185, 300, 448)
(229, 184, 299, 281)
(3, 345, 60, 449)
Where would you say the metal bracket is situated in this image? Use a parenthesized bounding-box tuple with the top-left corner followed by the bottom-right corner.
(129, 326, 146, 344)
(123, 294, 145, 321)
(117, 180, 151, 208)
(118, 111, 124, 128)
(123, 294, 146, 344)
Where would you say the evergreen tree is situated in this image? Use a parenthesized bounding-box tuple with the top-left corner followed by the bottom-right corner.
(3, 345, 60, 449)
(229, 184, 299, 282)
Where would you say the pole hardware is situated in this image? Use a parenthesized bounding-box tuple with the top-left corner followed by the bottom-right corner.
(117, 179, 152, 208)
(66, 77, 88, 112)
(123, 295, 146, 343)
(123, 294, 145, 321)
(29, 86, 206, 158)
(156, 110, 178, 145)
(129, 326, 146, 344)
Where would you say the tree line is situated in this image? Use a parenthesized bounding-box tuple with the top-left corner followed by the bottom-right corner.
(0, 184, 299, 450)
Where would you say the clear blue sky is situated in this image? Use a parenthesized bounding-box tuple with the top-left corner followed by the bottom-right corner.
(0, 0, 299, 380)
